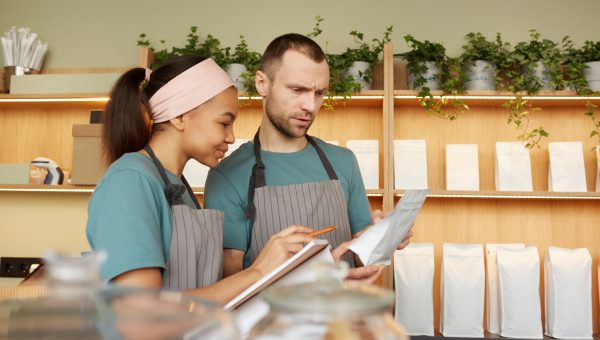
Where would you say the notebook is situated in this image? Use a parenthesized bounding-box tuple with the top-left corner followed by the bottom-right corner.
(224, 239, 330, 311)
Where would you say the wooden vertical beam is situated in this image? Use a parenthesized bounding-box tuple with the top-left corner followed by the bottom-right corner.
(383, 42, 395, 212)
(139, 47, 154, 69)
(380, 42, 396, 290)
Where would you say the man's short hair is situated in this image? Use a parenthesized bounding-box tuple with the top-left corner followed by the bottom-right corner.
(260, 33, 327, 78)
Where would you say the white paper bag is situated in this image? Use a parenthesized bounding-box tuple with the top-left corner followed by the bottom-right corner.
(485, 243, 525, 335)
(346, 139, 379, 189)
(394, 139, 428, 189)
(446, 144, 480, 191)
(394, 243, 435, 336)
(495, 142, 533, 191)
(225, 138, 249, 157)
(184, 139, 249, 188)
(183, 159, 210, 188)
(548, 141, 587, 192)
(348, 189, 427, 265)
(440, 243, 485, 337)
(496, 247, 543, 339)
(544, 247, 593, 339)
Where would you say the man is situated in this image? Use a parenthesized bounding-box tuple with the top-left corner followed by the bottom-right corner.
(205, 33, 410, 280)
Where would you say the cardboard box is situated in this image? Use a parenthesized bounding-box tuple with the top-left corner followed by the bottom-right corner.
(71, 124, 105, 185)
(0, 164, 30, 184)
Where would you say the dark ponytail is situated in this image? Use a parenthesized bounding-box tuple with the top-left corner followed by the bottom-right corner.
(102, 55, 207, 164)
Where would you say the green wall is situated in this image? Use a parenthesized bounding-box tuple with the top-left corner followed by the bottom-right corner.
(1, 0, 599, 69)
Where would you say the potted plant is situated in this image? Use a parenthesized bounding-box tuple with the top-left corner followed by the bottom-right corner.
(137, 26, 225, 69)
(398, 35, 468, 120)
(459, 32, 509, 91)
(399, 34, 446, 92)
(561, 37, 590, 94)
(222, 35, 261, 94)
(578, 40, 600, 92)
(339, 26, 393, 91)
(511, 29, 564, 93)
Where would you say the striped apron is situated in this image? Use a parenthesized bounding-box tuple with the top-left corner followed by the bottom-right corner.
(144, 146, 223, 290)
(245, 132, 354, 266)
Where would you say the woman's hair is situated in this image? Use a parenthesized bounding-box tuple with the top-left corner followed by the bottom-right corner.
(102, 55, 206, 164)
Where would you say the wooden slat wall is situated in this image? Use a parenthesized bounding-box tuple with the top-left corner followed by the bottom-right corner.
(394, 100, 600, 333)
(403, 197, 600, 334)
(1, 43, 598, 334)
(0, 109, 91, 171)
(395, 103, 599, 192)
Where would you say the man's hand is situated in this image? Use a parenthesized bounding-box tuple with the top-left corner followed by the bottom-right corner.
(371, 209, 386, 224)
(397, 229, 414, 250)
(365, 209, 414, 251)
(345, 265, 385, 284)
(331, 241, 385, 284)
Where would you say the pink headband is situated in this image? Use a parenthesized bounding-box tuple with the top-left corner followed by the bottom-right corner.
(148, 59, 233, 123)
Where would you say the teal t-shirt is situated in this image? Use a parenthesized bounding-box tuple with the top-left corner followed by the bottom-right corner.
(86, 152, 197, 281)
(204, 137, 371, 260)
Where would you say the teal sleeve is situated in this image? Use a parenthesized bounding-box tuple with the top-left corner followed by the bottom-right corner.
(204, 168, 249, 252)
(346, 152, 372, 234)
(86, 169, 167, 281)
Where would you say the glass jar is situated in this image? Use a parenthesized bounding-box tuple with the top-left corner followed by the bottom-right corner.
(248, 281, 407, 340)
(0, 251, 239, 339)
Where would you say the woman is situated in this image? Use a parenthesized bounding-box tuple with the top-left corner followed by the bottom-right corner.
(86, 55, 314, 303)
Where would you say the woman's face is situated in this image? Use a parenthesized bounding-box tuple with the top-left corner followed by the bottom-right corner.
(181, 87, 238, 167)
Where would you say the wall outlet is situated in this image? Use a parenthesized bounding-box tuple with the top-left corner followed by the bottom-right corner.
(0, 257, 43, 278)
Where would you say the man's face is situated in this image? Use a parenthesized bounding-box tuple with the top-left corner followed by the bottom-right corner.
(259, 50, 329, 138)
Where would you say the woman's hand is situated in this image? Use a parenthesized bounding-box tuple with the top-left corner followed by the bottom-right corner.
(249, 225, 314, 277)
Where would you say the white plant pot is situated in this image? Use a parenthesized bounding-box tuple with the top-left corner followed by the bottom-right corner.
(345, 61, 372, 91)
(583, 61, 600, 92)
(225, 63, 247, 92)
(465, 60, 495, 91)
(524, 61, 553, 91)
(408, 61, 440, 91)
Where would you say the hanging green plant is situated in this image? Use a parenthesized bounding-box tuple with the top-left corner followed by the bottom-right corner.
(584, 101, 600, 146)
(501, 96, 548, 148)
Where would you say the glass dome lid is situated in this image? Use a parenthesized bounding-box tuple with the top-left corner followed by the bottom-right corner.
(0, 251, 238, 339)
(0, 284, 238, 339)
(261, 281, 395, 316)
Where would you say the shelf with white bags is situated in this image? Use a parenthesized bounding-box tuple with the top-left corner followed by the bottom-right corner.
(394, 189, 600, 200)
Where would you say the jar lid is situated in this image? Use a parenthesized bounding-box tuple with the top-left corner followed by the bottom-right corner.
(262, 281, 394, 316)
(0, 284, 237, 339)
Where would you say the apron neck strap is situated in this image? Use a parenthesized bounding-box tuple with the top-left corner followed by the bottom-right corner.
(245, 130, 338, 219)
(143, 145, 200, 208)
(246, 131, 266, 218)
(305, 135, 338, 181)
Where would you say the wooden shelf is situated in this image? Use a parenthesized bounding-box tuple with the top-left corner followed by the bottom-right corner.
(3, 90, 598, 109)
(393, 90, 600, 107)
(1, 44, 599, 333)
(0, 184, 94, 193)
(0, 185, 386, 197)
(394, 189, 600, 200)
